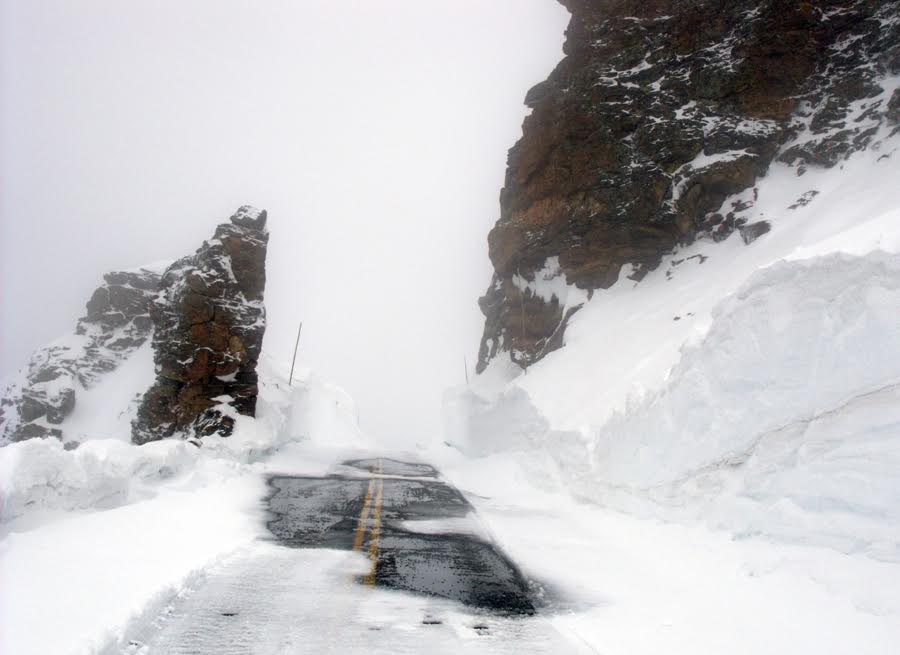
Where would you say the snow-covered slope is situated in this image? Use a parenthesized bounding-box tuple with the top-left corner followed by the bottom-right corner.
(446, 109, 900, 559)
(0, 266, 165, 445)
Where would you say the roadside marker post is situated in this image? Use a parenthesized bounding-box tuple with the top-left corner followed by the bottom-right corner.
(289, 322, 303, 386)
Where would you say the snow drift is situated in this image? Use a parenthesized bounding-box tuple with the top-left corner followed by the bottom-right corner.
(0, 354, 368, 524)
(584, 253, 900, 560)
(448, 251, 900, 561)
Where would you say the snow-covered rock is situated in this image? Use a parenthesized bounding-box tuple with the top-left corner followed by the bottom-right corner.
(132, 205, 269, 443)
(477, 0, 900, 371)
(0, 267, 163, 445)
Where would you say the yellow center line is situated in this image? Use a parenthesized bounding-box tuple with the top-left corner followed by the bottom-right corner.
(364, 477, 384, 586)
(364, 459, 385, 586)
(352, 478, 376, 552)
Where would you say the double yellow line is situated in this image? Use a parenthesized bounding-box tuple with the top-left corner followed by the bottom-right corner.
(351, 459, 384, 586)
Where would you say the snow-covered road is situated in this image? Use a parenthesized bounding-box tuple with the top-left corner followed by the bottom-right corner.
(116, 457, 588, 654)
(5, 444, 899, 655)
(118, 543, 584, 654)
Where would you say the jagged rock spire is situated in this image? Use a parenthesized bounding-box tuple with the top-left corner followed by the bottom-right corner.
(132, 206, 269, 443)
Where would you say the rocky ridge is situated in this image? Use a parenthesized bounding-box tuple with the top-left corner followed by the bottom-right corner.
(478, 0, 900, 372)
(132, 206, 269, 443)
(0, 268, 162, 444)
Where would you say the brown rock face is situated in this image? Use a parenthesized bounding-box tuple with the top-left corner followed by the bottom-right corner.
(0, 269, 161, 444)
(477, 0, 900, 372)
(132, 206, 269, 443)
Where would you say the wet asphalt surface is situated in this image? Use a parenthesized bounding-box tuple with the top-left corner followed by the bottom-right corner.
(266, 458, 535, 614)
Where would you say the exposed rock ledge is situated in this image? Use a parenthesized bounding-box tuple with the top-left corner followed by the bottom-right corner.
(132, 206, 269, 443)
(477, 0, 900, 372)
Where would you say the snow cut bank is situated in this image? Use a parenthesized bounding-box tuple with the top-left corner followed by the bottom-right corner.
(447, 121, 900, 560)
(447, 250, 900, 560)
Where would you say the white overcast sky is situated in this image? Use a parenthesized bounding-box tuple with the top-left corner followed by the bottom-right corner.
(0, 0, 569, 446)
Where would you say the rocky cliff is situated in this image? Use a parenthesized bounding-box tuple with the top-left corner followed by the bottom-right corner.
(477, 0, 900, 372)
(132, 206, 269, 443)
(0, 268, 161, 444)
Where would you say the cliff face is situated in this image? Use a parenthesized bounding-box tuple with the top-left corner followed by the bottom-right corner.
(132, 206, 269, 443)
(478, 0, 900, 372)
(0, 269, 161, 444)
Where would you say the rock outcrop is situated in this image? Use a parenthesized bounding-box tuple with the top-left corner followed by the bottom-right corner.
(477, 0, 900, 372)
(0, 268, 161, 444)
(132, 206, 269, 443)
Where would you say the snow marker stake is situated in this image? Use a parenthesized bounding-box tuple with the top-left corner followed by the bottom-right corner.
(289, 322, 303, 386)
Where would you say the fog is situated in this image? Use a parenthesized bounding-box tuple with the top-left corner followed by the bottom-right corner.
(0, 0, 568, 446)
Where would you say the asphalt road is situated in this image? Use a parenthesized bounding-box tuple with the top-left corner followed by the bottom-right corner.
(266, 457, 534, 614)
(117, 458, 586, 654)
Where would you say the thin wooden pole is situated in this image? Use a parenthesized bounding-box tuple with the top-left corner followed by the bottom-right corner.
(289, 322, 303, 386)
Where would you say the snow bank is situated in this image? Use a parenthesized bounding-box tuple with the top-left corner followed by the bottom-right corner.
(582, 253, 900, 559)
(430, 441, 900, 655)
(0, 472, 264, 655)
(589, 252, 900, 489)
(0, 438, 199, 522)
(449, 252, 900, 558)
(449, 252, 900, 559)
(448, 125, 900, 558)
(0, 351, 369, 525)
(414, 438, 900, 655)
